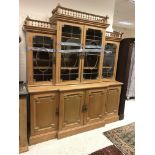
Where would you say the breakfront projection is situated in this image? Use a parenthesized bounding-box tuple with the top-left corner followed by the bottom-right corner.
(23, 4, 123, 146)
(25, 21, 121, 85)
(56, 23, 105, 83)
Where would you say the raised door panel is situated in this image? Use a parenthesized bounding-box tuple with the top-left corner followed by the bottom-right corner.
(106, 87, 121, 115)
(85, 88, 107, 124)
(60, 91, 84, 130)
(30, 92, 58, 135)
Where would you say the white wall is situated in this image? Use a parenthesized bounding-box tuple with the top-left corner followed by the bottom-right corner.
(19, 0, 115, 81)
(113, 26, 135, 38)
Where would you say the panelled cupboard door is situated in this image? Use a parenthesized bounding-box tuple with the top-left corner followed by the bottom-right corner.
(59, 91, 84, 130)
(106, 87, 121, 115)
(85, 88, 107, 124)
(30, 92, 58, 136)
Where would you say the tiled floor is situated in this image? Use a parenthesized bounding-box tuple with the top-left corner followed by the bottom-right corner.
(21, 100, 135, 155)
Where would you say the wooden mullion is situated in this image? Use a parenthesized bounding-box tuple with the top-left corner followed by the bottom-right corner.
(56, 21, 62, 84)
(113, 42, 120, 80)
(27, 32, 33, 84)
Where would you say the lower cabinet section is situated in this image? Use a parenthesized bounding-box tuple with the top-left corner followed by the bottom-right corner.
(28, 84, 121, 144)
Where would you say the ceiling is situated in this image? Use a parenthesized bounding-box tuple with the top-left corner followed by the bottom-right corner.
(113, 0, 135, 30)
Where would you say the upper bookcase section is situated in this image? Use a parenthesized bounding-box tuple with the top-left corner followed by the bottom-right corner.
(50, 4, 110, 29)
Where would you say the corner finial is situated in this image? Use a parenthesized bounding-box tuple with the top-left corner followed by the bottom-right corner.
(26, 16, 30, 20)
(105, 16, 109, 19)
(57, 3, 61, 7)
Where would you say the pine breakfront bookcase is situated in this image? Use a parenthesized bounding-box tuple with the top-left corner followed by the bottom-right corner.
(23, 5, 123, 145)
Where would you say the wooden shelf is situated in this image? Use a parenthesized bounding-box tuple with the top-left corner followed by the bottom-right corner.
(84, 67, 98, 70)
(86, 38, 101, 42)
(61, 67, 78, 70)
(60, 42, 81, 46)
(34, 74, 52, 76)
(62, 36, 80, 40)
(33, 59, 51, 62)
(33, 43, 51, 46)
(33, 67, 52, 69)
(61, 73, 79, 75)
(62, 32, 80, 36)
(86, 34, 102, 39)
(83, 72, 98, 75)
(102, 66, 112, 68)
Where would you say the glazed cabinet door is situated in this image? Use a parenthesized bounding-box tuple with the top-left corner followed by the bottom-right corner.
(30, 92, 58, 136)
(81, 26, 104, 82)
(59, 91, 84, 130)
(106, 87, 121, 115)
(85, 88, 107, 124)
(27, 33, 55, 85)
(102, 41, 119, 80)
(57, 22, 83, 84)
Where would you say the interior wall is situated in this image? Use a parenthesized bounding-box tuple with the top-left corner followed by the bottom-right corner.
(113, 26, 135, 38)
(19, 0, 115, 82)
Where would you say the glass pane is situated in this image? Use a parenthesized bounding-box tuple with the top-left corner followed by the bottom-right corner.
(83, 52, 100, 79)
(61, 53, 80, 81)
(102, 43, 116, 78)
(61, 25, 81, 51)
(32, 36, 53, 82)
(33, 36, 53, 48)
(85, 28, 102, 47)
(61, 53, 79, 67)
